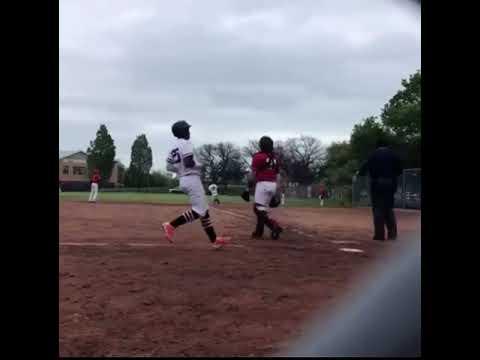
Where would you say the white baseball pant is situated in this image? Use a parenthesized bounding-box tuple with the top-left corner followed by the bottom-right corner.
(254, 181, 277, 211)
(89, 183, 99, 202)
(180, 175, 209, 216)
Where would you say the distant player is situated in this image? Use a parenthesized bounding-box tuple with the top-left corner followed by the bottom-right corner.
(88, 169, 101, 203)
(319, 186, 327, 207)
(162, 120, 230, 249)
(208, 183, 220, 205)
(281, 192, 285, 206)
(241, 136, 283, 240)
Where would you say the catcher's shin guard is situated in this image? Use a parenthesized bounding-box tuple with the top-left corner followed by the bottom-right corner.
(266, 217, 283, 239)
(253, 203, 267, 238)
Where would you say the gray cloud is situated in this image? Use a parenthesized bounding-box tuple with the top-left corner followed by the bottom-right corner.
(60, 0, 420, 170)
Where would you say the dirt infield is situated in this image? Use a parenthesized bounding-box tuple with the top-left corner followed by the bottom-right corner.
(59, 201, 420, 357)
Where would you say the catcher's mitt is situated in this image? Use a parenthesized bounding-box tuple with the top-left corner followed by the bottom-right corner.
(240, 189, 250, 202)
(269, 193, 281, 208)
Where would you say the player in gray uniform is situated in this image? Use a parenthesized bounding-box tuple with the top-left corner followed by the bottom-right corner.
(162, 120, 230, 249)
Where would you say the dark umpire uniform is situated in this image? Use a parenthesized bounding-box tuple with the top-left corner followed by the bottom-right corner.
(358, 140, 403, 241)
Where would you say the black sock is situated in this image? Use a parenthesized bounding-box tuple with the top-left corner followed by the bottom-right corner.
(170, 209, 199, 228)
(200, 211, 217, 242)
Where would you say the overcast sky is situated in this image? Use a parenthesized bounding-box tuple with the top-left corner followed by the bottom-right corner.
(59, 0, 420, 170)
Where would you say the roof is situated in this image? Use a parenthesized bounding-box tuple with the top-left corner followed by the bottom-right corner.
(60, 151, 125, 167)
(59, 150, 86, 160)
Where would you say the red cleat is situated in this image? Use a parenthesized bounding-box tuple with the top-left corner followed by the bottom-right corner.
(212, 236, 231, 249)
(162, 222, 175, 243)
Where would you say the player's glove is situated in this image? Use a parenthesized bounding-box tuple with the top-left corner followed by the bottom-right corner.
(241, 189, 250, 202)
(269, 193, 281, 208)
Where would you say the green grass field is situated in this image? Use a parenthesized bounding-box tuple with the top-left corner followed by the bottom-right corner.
(59, 191, 351, 208)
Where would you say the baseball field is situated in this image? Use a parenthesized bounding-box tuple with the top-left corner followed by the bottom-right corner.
(59, 194, 421, 357)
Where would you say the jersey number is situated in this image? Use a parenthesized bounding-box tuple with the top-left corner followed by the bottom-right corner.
(170, 148, 181, 164)
(265, 157, 277, 169)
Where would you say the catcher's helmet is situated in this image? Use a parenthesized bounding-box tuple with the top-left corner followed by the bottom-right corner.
(259, 136, 274, 153)
(172, 120, 191, 138)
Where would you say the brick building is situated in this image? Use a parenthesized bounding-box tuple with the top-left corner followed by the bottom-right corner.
(59, 150, 124, 190)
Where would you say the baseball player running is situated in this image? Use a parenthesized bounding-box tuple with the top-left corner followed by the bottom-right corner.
(208, 183, 220, 205)
(241, 136, 283, 240)
(162, 120, 230, 249)
(88, 169, 101, 203)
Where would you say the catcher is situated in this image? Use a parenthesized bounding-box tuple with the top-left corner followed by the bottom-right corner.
(241, 136, 283, 240)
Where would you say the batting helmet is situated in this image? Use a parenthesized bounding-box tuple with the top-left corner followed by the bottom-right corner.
(259, 136, 274, 153)
(172, 120, 191, 138)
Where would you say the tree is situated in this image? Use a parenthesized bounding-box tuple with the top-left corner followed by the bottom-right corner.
(123, 168, 133, 187)
(381, 70, 421, 167)
(242, 140, 261, 163)
(216, 142, 246, 184)
(197, 143, 247, 185)
(149, 171, 170, 187)
(323, 141, 358, 186)
(197, 144, 221, 184)
(128, 134, 153, 188)
(271, 141, 291, 180)
(350, 116, 392, 161)
(284, 136, 326, 185)
(381, 70, 421, 142)
(86, 124, 116, 185)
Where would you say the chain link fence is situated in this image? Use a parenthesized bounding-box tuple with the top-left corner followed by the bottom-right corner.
(282, 183, 352, 206)
(352, 168, 421, 209)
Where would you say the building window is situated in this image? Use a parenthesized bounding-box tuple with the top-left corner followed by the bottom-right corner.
(63, 166, 69, 175)
(73, 166, 86, 175)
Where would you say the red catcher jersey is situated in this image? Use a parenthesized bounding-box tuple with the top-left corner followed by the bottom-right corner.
(251, 152, 279, 182)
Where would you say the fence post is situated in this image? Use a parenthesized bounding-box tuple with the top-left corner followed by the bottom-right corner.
(402, 170, 407, 209)
(352, 176, 355, 208)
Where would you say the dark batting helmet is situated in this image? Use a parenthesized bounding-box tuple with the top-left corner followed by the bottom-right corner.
(171, 120, 191, 138)
(259, 136, 274, 153)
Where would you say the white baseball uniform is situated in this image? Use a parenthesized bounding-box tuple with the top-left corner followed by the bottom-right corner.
(166, 138, 208, 216)
(208, 184, 218, 197)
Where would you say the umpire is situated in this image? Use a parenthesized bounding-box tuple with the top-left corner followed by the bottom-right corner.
(357, 139, 403, 241)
